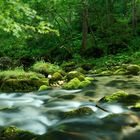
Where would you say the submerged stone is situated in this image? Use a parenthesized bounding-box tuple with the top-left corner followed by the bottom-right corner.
(63, 107, 93, 118)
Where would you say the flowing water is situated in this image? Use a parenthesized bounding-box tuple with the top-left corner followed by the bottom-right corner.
(0, 75, 140, 140)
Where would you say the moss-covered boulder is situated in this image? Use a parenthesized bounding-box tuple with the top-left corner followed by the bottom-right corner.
(0, 79, 46, 92)
(49, 72, 63, 83)
(0, 126, 36, 140)
(63, 76, 93, 89)
(114, 68, 126, 75)
(32, 61, 61, 76)
(66, 71, 85, 81)
(126, 64, 140, 75)
(61, 61, 76, 72)
(102, 113, 139, 130)
(79, 80, 91, 88)
(99, 90, 140, 106)
(131, 103, 140, 111)
(38, 85, 49, 91)
(63, 78, 81, 89)
(63, 107, 93, 118)
(99, 70, 113, 76)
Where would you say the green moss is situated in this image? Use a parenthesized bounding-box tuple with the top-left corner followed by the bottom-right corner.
(85, 77, 94, 81)
(126, 64, 140, 75)
(63, 107, 93, 118)
(0, 79, 45, 92)
(99, 91, 140, 105)
(0, 126, 36, 140)
(32, 61, 61, 75)
(51, 72, 63, 81)
(66, 71, 85, 81)
(63, 78, 81, 89)
(0, 68, 45, 81)
(100, 90, 129, 103)
(38, 85, 48, 91)
(99, 70, 113, 76)
(114, 68, 126, 75)
(79, 80, 91, 88)
(131, 103, 140, 111)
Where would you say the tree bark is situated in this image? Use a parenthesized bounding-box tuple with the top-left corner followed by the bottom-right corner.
(81, 0, 88, 51)
(132, 0, 137, 35)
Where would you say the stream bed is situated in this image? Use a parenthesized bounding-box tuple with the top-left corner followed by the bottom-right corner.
(0, 75, 140, 140)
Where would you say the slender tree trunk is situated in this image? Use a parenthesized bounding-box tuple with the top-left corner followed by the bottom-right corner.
(81, 0, 88, 51)
(132, 0, 137, 35)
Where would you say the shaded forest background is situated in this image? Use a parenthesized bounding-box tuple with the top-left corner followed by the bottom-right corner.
(0, 0, 140, 66)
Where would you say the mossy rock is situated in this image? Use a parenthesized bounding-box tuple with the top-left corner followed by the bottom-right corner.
(0, 126, 36, 140)
(75, 67, 87, 74)
(126, 64, 140, 75)
(102, 113, 138, 130)
(79, 80, 91, 88)
(81, 63, 93, 71)
(131, 103, 140, 111)
(32, 61, 61, 76)
(49, 72, 63, 84)
(58, 94, 76, 100)
(63, 107, 93, 118)
(61, 61, 76, 72)
(38, 85, 49, 91)
(99, 70, 113, 76)
(0, 79, 45, 92)
(114, 68, 126, 75)
(63, 78, 81, 89)
(99, 91, 140, 106)
(85, 77, 94, 81)
(66, 71, 85, 81)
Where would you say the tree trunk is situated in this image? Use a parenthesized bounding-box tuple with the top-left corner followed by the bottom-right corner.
(81, 0, 88, 51)
(132, 0, 137, 35)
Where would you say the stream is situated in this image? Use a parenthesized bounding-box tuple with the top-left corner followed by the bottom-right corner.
(0, 75, 140, 140)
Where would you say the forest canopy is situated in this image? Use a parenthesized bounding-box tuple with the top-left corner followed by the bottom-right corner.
(0, 0, 140, 63)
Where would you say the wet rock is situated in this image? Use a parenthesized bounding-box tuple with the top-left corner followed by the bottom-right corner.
(84, 90, 95, 97)
(131, 103, 140, 111)
(0, 126, 36, 140)
(102, 113, 139, 130)
(58, 94, 76, 100)
(63, 107, 93, 118)
(126, 64, 140, 75)
(99, 91, 140, 106)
